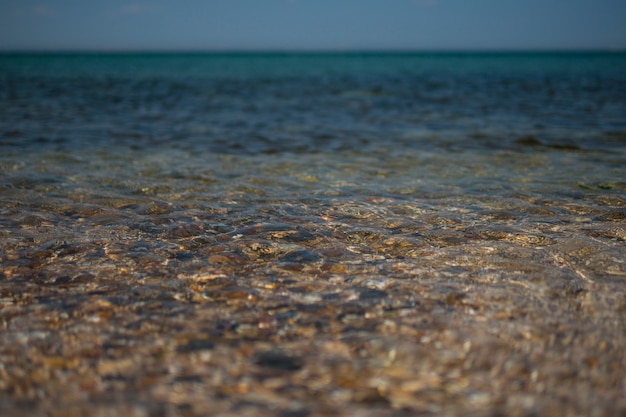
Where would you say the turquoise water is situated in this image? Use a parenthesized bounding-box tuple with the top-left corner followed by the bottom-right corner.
(2, 52, 625, 155)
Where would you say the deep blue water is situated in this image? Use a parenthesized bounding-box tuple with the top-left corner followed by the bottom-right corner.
(1, 52, 625, 156)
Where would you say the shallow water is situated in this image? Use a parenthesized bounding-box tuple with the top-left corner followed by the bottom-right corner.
(1, 52, 625, 416)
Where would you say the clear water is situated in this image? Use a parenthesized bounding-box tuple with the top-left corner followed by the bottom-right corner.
(0, 52, 625, 415)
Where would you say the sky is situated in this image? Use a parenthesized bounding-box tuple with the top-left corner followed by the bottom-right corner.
(0, 0, 625, 51)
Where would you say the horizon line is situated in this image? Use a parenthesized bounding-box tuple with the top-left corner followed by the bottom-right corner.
(1, 46, 625, 55)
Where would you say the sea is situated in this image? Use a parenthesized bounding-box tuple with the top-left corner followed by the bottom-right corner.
(2, 52, 625, 188)
(0, 52, 625, 415)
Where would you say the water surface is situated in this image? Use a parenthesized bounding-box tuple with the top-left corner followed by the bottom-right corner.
(1, 52, 625, 416)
